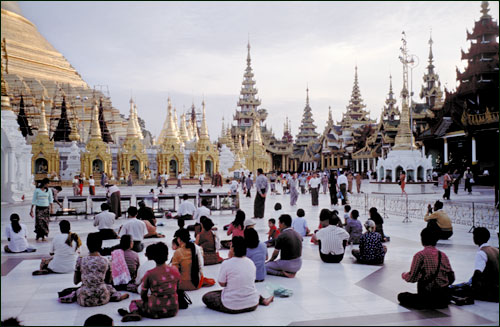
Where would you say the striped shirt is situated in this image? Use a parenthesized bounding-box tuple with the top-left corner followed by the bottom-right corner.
(315, 225, 350, 255)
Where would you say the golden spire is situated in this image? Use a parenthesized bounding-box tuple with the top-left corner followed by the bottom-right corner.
(90, 99, 102, 140)
(173, 107, 179, 136)
(179, 113, 189, 143)
(186, 114, 194, 140)
(38, 98, 49, 135)
(250, 110, 262, 144)
(199, 100, 209, 139)
(237, 133, 245, 156)
(127, 98, 139, 138)
(165, 98, 178, 139)
(243, 128, 249, 151)
(133, 102, 144, 140)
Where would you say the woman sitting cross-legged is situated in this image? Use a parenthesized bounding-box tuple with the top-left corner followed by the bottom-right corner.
(73, 232, 129, 306)
(111, 234, 140, 291)
(244, 228, 268, 282)
(352, 220, 387, 265)
(202, 236, 274, 314)
(33, 220, 81, 275)
(4, 214, 36, 253)
(118, 242, 181, 322)
(195, 216, 223, 265)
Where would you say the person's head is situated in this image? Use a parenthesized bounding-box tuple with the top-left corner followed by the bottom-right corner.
(278, 214, 292, 228)
(138, 201, 146, 208)
(274, 203, 282, 211)
(268, 218, 276, 228)
(201, 199, 209, 207)
(232, 210, 245, 228)
(364, 219, 376, 232)
(231, 236, 247, 257)
(9, 214, 22, 233)
(145, 243, 155, 261)
(54, 186, 63, 192)
(296, 208, 305, 218)
(344, 205, 351, 213)
(100, 203, 110, 211)
(86, 232, 102, 253)
(472, 227, 490, 246)
(257, 168, 264, 175)
(198, 188, 203, 193)
(1, 317, 22, 326)
(332, 209, 339, 216)
(84, 314, 113, 326)
(59, 219, 71, 234)
(369, 207, 378, 216)
(176, 228, 191, 245)
(434, 200, 443, 211)
(182, 194, 188, 201)
(149, 242, 169, 265)
(466, 167, 470, 171)
(119, 234, 133, 251)
(39, 177, 50, 188)
(177, 218, 185, 229)
(244, 227, 260, 249)
(127, 206, 138, 218)
(319, 209, 331, 226)
(201, 216, 214, 231)
(420, 227, 438, 246)
(207, 188, 212, 193)
(329, 215, 341, 227)
(350, 210, 359, 220)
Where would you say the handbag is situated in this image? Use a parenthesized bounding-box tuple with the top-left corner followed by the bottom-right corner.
(470, 178, 475, 184)
(177, 289, 192, 309)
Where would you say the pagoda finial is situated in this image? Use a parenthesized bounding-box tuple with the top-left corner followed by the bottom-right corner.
(126, 97, 139, 138)
(328, 106, 333, 124)
(306, 84, 310, 106)
(481, 1, 491, 19)
(90, 99, 102, 140)
(38, 98, 49, 135)
(428, 31, 434, 64)
(389, 74, 394, 96)
(247, 38, 251, 63)
(199, 100, 209, 139)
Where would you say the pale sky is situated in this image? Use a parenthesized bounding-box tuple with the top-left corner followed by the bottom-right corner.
(17, 1, 500, 141)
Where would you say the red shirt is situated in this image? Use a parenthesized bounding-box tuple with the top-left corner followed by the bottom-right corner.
(268, 225, 280, 240)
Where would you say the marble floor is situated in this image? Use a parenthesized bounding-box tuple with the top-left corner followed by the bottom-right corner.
(1, 182, 499, 326)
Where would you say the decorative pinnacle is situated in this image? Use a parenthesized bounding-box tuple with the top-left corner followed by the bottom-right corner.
(389, 74, 393, 95)
(306, 85, 310, 106)
(428, 32, 434, 64)
(481, 1, 491, 19)
(38, 98, 49, 135)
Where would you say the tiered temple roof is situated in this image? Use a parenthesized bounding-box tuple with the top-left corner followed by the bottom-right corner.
(419, 34, 444, 110)
(295, 87, 319, 148)
(339, 66, 375, 129)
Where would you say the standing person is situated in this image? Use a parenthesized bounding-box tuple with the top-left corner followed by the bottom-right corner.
(51, 186, 64, 215)
(298, 174, 307, 194)
(337, 170, 348, 205)
(4, 214, 36, 253)
(328, 170, 338, 207)
(347, 172, 354, 194)
(177, 194, 196, 220)
(199, 173, 204, 187)
(289, 173, 299, 206)
(254, 168, 268, 219)
(269, 173, 277, 195)
(311, 214, 349, 263)
(398, 227, 455, 309)
(78, 174, 84, 196)
(88, 175, 95, 196)
(101, 172, 108, 187)
(265, 214, 303, 278)
(94, 203, 118, 240)
(176, 171, 183, 188)
(105, 184, 122, 219)
(127, 173, 133, 187)
(399, 170, 407, 195)
(321, 173, 329, 194)
(72, 175, 80, 196)
(442, 170, 452, 200)
(352, 220, 387, 265)
(463, 167, 473, 194)
(157, 173, 162, 188)
(119, 207, 147, 252)
(355, 172, 363, 193)
(451, 169, 461, 195)
(308, 172, 321, 206)
(164, 172, 169, 188)
(30, 178, 53, 241)
(245, 173, 253, 198)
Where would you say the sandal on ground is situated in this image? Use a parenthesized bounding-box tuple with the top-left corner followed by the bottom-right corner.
(122, 314, 142, 322)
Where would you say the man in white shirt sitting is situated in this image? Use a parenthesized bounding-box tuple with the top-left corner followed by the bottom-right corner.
(188, 199, 211, 234)
(119, 206, 147, 252)
(312, 213, 349, 263)
(177, 194, 196, 220)
(94, 203, 118, 240)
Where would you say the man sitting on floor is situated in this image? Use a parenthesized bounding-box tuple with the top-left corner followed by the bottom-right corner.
(94, 203, 118, 240)
(398, 227, 455, 309)
(119, 207, 147, 252)
(312, 212, 349, 263)
(424, 200, 453, 240)
(265, 214, 303, 278)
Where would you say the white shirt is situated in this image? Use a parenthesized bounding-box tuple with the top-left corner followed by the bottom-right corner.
(94, 210, 115, 230)
(106, 185, 120, 196)
(199, 174, 204, 180)
(178, 200, 196, 216)
(48, 233, 79, 273)
(474, 243, 490, 272)
(5, 224, 29, 253)
(315, 225, 350, 255)
(230, 180, 239, 193)
(292, 217, 309, 237)
(135, 259, 157, 292)
(177, 173, 182, 179)
(218, 257, 259, 310)
(309, 177, 321, 188)
(88, 178, 95, 186)
(193, 206, 211, 224)
(337, 174, 348, 186)
(119, 218, 147, 241)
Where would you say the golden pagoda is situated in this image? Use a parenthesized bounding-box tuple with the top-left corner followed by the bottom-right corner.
(31, 97, 60, 179)
(117, 98, 149, 180)
(80, 99, 112, 179)
(189, 100, 220, 177)
(157, 98, 184, 177)
(244, 109, 271, 173)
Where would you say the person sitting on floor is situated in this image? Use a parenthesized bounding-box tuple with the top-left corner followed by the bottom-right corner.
(195, 217, 223, 265)
(119, 207, 147, 252)
(188, 199, 211, 235)
(72, 232, 129, 307)
(449, 227, 499, 303)
(291, 208, 312, 237)
(221, 210, 246, 249)
(93, 203, 118, 240)
(202, 237, 274, 314)
(424, 200, 453, 240)
(118, 242, 181, 322)
(265, 218, 280, 247)
(84, 314, 114, 326)
(352, 220, 387, 265)
(398, 227, 455, 309)
(111, 235, 140, 291)
(4, 214, 36, 253)
(265, 214, 303, 278)
(345, 209, 362, 244)
(245, 228, 268, 282)
(177, 194, 196, 220)
(137, 201, 165, 239)
(33, 220, 81, 275)
(312, 211, 349, 263)
(132, 243, 157, 293)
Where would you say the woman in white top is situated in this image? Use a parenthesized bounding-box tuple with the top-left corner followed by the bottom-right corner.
(88, 175, 96, 196)
(32, 220, 81, 275)
(4, 214, 36, 253)
(202, 236, 273, 314)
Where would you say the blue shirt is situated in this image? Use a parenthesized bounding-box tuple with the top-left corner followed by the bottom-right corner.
(246, 242, 267, 281)
(292, 217, 308, 237)
(32, 188, 53, 207)
(345, 218, 362, 244)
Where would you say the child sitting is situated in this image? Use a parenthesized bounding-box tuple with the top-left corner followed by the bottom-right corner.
(343, 205, 351, 226)
(345, 209, 362, 244)
(265, 218, 280, 247)
(291, 209, 312, 237)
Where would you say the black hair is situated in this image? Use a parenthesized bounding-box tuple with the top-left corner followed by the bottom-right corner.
(232, 210, 245, 229)
(150, 188, 154, 193)
(332, 210, 339, 216)
(279, 214, 292, 227)
(344, 205, 351, 212)
(257, 168, 264, 174)
(329, 215, 340, 226)
(59, 219, 71, 233)
(100, 203, 110, 211)
(198, 188, 203, 193)
(176, 229, 200, 287)
(274, 203, 282, 211)
(434, 200, 444, 211)
(473, 227, 490, 246)
(182, 194, 189, 200)
(244, 228, 260, 249)
(296, 208, 305, 217)
(351, 210, 359, 219)
(54, 186, 63, 192)
(10, 214, 21, 233)
(268, 218, 276, 225)
(421, 227, 438, 246)
(232, 236, 247, 257)
(127, 206, 138, 217)
(1, 317, 22, 326)
(39, 177, 50, 188)
(119, 234, 133, 250)
(138, 201, 146, 208)
(87, 232, 102, 253)
(149, 242, 169, 265)
(177, 218, 185, 229)
(319, 209, 331, 222)
(201, 199, 209, 207)
(201, 217, 214, 231)
(83, 314, 113, 326)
